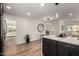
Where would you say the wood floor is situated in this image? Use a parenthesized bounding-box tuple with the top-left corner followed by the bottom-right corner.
(4, 39, 42, 56)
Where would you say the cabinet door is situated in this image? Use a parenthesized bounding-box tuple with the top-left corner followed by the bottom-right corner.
(67, 44, 79, 56)
(48, 40, 56, 56)
(69, 50, 79, 56)
(42, 38, 49, 56)
(42, 38, 56, 56)
(57, 42, 69, 56)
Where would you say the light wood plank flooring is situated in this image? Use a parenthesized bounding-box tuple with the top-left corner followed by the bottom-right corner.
(4, 39, 42, 56)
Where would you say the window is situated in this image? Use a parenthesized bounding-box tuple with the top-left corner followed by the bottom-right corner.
(66, 25, 79, 35)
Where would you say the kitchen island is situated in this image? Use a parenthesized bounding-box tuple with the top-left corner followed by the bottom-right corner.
(42, 35, 79, 56)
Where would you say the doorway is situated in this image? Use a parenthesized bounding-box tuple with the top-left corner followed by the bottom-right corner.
(3, 19, 17, 55)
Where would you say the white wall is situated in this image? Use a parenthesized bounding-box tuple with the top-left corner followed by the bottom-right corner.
(4, 14, 69, 44)
(50, 20, 60, 35)
(59, 20, 64, 34)
(64, 20, 79, 25)
(3, 14, 52, 44)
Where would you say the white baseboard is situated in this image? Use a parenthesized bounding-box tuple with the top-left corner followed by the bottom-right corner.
(16, 38, 40, 45)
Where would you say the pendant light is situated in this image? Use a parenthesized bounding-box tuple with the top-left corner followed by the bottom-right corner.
(55, 3, 59, 18)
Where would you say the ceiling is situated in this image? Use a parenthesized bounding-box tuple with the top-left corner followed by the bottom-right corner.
(3, 3, 79, 20)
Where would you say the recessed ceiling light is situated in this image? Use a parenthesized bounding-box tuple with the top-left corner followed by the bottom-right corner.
(69, 13, 72, 16)
(27, 12, 31, 16)
(6, 6, 11, 10)
(40, 3, 44, 7)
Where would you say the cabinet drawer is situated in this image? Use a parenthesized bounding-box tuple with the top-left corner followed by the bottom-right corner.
(57, 41, 79, 53)
(65, 43, 79, 51)
(57, 41, 79, 48)
(43, 38, 56, 45)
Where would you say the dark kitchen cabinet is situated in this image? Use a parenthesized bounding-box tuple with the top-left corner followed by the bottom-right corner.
(48, 39, 56, 56)
(42, 38, 79, 56)
(42, 38, 49, 56)
(57, 42, 69, 56)
(42, 38, 56, 56)
(66, 44, 79, 56)
(69, 50, 79, 56)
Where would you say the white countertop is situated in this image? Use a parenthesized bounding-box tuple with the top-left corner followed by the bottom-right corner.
(42, 35, 79, 45)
